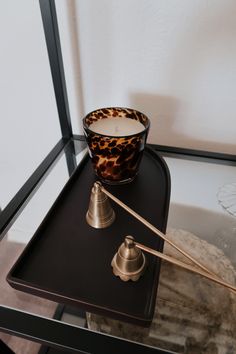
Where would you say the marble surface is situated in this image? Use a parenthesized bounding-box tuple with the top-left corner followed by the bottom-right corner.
(87, 229, 236, 354)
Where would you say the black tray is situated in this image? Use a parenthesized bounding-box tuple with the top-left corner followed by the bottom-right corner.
(7, 146, 171, 326)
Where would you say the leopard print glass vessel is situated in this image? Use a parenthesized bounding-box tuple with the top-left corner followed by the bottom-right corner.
(83, 107, 150, 184)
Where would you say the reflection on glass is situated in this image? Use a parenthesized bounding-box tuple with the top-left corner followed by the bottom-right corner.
(217, 182, 236, 217)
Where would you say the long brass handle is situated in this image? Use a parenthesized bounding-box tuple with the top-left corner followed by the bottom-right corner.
(101, 186, 214, 276)
(135, 242, 236, 293)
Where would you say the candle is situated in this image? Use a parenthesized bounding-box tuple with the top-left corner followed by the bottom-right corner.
(83, 107, 150, 184)
(89, 117, 145, 136)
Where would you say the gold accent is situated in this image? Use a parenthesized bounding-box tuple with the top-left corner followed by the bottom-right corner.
(87, 182, 236, 293)
(86, 181, 115, 228)
(112, 236, 236, 291)
(135, 241, 236, 292)
(101, 185, 213, 275)
(111, 236, 146, 281)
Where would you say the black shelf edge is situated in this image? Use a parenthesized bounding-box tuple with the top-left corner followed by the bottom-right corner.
(149, 144, 236, 165)
(73, 134, 236, 164)
(0, 306, 172, 354)
(39, 0, 72, 139)
(0, 138, 69, 240)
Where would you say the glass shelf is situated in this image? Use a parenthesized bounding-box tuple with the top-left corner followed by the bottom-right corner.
(1, 138, 236, 353)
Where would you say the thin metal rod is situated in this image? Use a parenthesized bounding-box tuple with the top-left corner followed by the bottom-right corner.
(0, 139, 69, 239)
(135, 242, 236, 293)
(149, 144, 236, 165)
(74, 136, 236, 165)
(0, 306, 162, 354)
(39, 0, 73, 139)
(101, 184, 236, 296)
(101, 186, 214, 276)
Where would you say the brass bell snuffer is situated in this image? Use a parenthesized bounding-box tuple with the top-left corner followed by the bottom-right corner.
(111, 235, 146, 282)
(86, 181, 115, 229)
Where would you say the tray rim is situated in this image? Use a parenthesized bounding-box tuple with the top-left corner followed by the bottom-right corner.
(7, 146, 171, 326)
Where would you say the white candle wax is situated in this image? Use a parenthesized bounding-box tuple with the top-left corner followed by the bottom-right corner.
(89, 117, 145, 136)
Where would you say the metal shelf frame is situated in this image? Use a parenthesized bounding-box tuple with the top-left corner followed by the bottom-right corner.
(0, 0, 235, 353)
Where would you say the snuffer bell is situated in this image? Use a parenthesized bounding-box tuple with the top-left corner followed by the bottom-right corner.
(86, 181, 115, 229)
(111, 236, 146, 282)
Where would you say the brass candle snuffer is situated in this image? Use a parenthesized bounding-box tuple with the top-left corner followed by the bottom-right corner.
(86, 181, 115, 228)
(111, 235, 146, 281)
(86, 181, 236, 293)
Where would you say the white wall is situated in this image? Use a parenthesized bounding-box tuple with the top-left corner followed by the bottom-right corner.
(1, 1, 236, 244)
(57, 0, 236, 154)
(0, 0, 61, 210)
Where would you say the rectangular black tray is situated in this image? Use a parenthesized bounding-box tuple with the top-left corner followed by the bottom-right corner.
(7, 146, 170, 326)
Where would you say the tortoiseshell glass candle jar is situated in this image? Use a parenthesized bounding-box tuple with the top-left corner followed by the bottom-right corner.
(83, 107, 150, 185)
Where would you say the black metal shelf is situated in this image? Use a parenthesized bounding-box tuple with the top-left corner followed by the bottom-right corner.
(0, 0, 235, 353)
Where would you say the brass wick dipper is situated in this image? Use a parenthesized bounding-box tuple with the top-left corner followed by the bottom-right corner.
(112, 235, 236, 291)
(98, 182, 212, 275)
(135, 240, 236, 292)
(87, 182, 236, 292)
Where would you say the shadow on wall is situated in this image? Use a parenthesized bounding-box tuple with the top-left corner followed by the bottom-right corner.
(130, 92, 236, 154)
(168, 202, 236, 266)
(129, 3, 236, 154)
